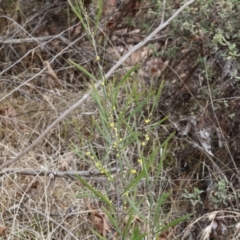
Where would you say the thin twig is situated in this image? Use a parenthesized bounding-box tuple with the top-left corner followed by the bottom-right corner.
(0, 167, 120, 179)
(0, 0, 195, 170)
(0, 34, 94, 58)
(0, 35, 59, 44)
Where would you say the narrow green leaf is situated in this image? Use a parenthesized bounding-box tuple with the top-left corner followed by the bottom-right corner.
(131, 233, 148, 240)
(131, 226, 148, 240)
(155, 214, 192, 235)
(127, 196, 147, 222)
(153, 192, 171, 225)
(69, 59, 97, 81)
(90, 228, 107, 240)
(123, 169, 146, 195)
(123, 146, 157, 194)
(151, 80, 164, 113)
(95, 0, 103, 32)
(126, 96, 152, 121)
(76, 176, 113, 208)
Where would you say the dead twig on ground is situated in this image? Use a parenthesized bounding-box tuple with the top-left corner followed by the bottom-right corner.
(0, 167, 120, 179)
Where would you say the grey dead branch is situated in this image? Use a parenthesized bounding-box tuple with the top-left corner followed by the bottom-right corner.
(0, 167, 120, 180)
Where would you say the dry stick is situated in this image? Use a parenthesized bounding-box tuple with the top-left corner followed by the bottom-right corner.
(0, 0, 195, 170)
(0, 35, 59, 44)
(0, 167, 120, 178)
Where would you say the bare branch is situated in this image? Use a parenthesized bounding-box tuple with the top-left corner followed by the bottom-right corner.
(0, 35, 58, 44)
(0, 167, 120, 179)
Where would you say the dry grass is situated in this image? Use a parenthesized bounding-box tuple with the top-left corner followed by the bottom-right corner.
(1, 0, 240, 239)
(0, 89, 98, 238)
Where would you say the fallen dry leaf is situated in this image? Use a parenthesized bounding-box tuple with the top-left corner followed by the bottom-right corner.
(236, 222, 240, 230)
(0, 225, 8, 236)
(44, 60, 62, 86)
(88, 205, 110, 237)
(201, 212, 228, 240)
(6, 104, 17, 118)
(58, 152, 76, 171)
(124, 214, 142, 226)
